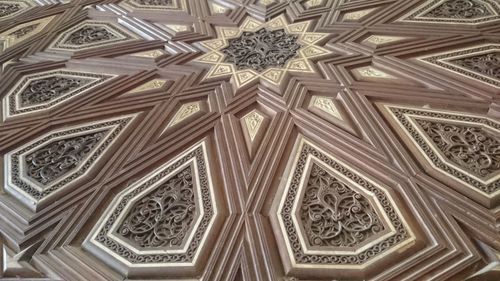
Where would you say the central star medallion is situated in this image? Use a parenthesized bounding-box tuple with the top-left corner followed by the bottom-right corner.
(194, 15, 331, 89)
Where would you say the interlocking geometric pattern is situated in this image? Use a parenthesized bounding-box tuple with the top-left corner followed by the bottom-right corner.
(194, 15, 331, 89)
(1, 0, 500, 280)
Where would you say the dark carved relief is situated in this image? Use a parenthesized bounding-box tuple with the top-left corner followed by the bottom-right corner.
(132, 0, 173, 5)
(390, 107, 500, 194)
(281, 143, 408, 265)
(450, 52, 500, 80)
(222, 28, 301, 72)
(300, 163, 384, 247)
(423, 0, 491, 19)
(25, 131, 106, 185)
(20, 76, 85, 106)
(9, 24, 38, 38)
(0, 3, 21, 18)
(416, 119, 500, 178)
(118, 166, 196, 248)
(94, 146, 214, 264)
(63, 26, 117, 45)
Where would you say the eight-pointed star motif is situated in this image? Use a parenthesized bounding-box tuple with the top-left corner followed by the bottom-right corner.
(193, 15, 332, 89)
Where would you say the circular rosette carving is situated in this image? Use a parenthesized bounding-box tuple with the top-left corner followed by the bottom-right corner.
(222, 28, 301, 72)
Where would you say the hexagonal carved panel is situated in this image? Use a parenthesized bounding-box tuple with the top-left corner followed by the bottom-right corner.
(418, 44, 500, 89)
(84, 140, 222, 278)
(4, 114, 137, 210)
(400, 0, 500, 24)
(2, 69, 115, 120)
(380, 104, 500, 207)
(270, 136, 417, 279)
(0, 0, 34, 21)
(49, 20, 139, 51)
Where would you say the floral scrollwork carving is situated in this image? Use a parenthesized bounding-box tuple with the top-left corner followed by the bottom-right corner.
(9, 24, 38, 39)
(300, 164, 384, 248)
(423, 0, 491, 19)
(64, 26, 117, 46)
(0, 3, 21, 18)
(25, 131, 106, 185)
(20, 76, 84, 106)
(118, 166, 196, 248)
(222, 28, 301, 72)
(133, 0, 173, 5)
(417, 119, 500, 178)
(450, 52, 500, 80)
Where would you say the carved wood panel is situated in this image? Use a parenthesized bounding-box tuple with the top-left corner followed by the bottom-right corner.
(0, 0, 499, 280)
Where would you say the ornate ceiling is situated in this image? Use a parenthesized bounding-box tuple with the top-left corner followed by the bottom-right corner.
(0, 0, 499, 280)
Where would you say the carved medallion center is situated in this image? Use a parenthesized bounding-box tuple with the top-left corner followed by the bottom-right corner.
(222, 28, 301, 72)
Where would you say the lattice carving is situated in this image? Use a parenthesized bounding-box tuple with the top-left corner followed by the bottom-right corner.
(3, 70, 113, 119)
(400, 0, 500, 24)
(4, 115, 136, 209)
(273, 137, 413, 271)
(419, 44, 500, 89)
